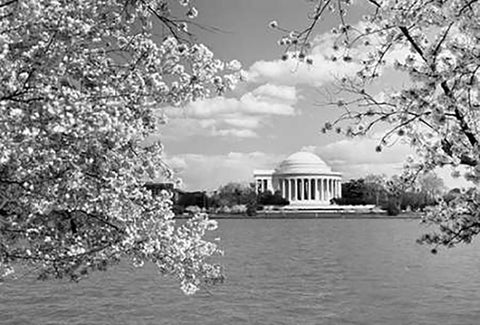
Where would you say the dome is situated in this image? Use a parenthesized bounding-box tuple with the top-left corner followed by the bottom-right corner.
(275, 151, 332, 175)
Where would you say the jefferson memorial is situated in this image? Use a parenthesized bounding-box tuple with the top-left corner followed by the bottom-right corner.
(254, 151, 342, 208)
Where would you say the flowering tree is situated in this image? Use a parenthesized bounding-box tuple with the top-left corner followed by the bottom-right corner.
(272, 0, 479, 250)
(0, 0, 242, 294)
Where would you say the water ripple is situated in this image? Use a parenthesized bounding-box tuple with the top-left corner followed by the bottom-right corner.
(2, 218, 480, 324)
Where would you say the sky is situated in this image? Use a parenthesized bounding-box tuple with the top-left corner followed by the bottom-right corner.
(155, 0, 469, 191)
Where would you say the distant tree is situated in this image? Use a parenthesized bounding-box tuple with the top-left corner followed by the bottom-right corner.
(335, 172, 444, 214)
(382, 171, 445, 214)
(211, 182, 256, 208)
(364, 174, 387, 206)
(417, 172, 446, 205)
(257, 190, 289, 206)
(175, 191, 209, 211)
(378, 175, 410, 215)
(334, 178, 374, 205)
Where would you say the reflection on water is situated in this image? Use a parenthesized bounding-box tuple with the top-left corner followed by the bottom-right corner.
(1, 218, 480, 325)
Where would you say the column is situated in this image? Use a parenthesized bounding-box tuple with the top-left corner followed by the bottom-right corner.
(304, 178, 309, 200)
(320, 178, 325, 201)
(298, 179, 302, 200)
(291, 179, 295, 201)
(326, 179, 330, 201)
(319, 179, 323, 201)
(302, 178, 306, 200)
(317, 179, 322, 201)
(287, 179, 290, 201)
(293, 179, 296, 201)
(327, 179, 331, 201)
(322, 179, 326, 201)
(332, 179, 335, 199)
(293, 179, 297, 201)
(311, 179, 316, 201)
(332, 180, 336, 199)
(329, 179, 333, 200)
(287, 178, 292, 202)
(287, 179, 290, 198)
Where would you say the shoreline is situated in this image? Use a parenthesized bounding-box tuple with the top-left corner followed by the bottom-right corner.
(176, 212, 422, 220)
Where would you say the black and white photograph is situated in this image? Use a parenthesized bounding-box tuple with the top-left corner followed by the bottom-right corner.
(0, 0, 479, 324)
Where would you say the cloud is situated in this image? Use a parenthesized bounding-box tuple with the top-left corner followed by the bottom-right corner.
(251, 83, 297, 101)
(212, 128, 258, 138)
(160, 83, 298, 138)
(164, 145, 470, 192)
(167, 83, 297, 118)
(313, 136, 470, 188)
(223, 116, 261, 129)
(247, 22, 410, 88)
(165, 151, 283, 190)
(312, 136, 414, 180)
(248, 32, 361, 87)
(165, 137, 412, 191)
(248, 56, 361, 87)
(318, 137, 412, 166)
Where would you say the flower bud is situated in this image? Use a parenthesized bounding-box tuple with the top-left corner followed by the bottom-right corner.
(269, 20, 278, 29)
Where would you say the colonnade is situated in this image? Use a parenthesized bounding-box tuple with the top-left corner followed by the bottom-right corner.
(256, 178, 271, 193)
(278, 177, 341, 202)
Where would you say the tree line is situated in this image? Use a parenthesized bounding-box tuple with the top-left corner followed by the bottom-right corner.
(172, 182, 288, 216)
(333, 172, 446, 215)
(171, 171, 451, 216)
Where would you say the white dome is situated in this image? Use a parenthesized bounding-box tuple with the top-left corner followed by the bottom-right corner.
(275, 151, 332, 175)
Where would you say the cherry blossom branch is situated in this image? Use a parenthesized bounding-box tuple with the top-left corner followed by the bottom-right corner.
(0, 0, 17, 8)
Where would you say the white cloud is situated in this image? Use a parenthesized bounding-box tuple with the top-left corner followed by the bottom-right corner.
(165, 139, 411, 190)
(164, 140, 472, 191)
(248, 56, 361, 87)
(312, 136, 414, 180)
(313, 137, 471, 188)
(247, 22, 410, 88)
(168, 156, 187, 171)
(248, 32, 361, 87)
(223, 116, 261, 129)
(160, 83, 298, 138)
(165, 151, 283, 190)
(165, 135, 412, 191)
(239, 92, 295, 115)
(167, 83, 297, 118)
(251, 83, 297, 101)
(318, 137, 412, 166)
(212, 128, 258, 138)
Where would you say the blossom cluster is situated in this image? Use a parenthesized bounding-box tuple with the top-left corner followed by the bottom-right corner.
(0, 0, 240, 294)
(285, 0, 480, 249)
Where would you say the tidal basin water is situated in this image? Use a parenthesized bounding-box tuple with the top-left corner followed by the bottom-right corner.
(2, 218, 480, 325)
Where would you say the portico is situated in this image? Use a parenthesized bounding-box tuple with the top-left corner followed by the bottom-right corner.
(254, 151, 342, 208)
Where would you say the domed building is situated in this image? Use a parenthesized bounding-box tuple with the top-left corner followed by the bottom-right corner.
(254, 151, 342, 208)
